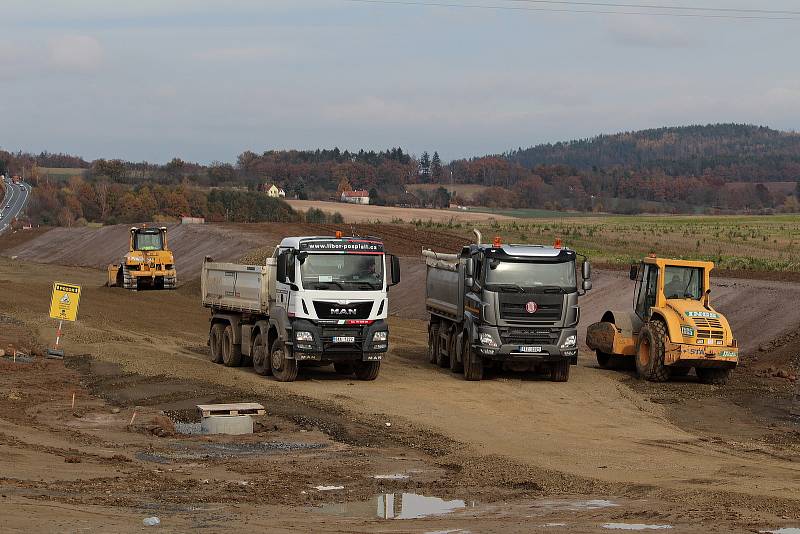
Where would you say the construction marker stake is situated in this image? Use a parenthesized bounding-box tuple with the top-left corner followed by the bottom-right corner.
(71, 392, 75, 409)
(129, 411, 137, 426)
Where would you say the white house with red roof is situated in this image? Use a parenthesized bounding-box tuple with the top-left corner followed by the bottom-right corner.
(341, 190, 370, 205)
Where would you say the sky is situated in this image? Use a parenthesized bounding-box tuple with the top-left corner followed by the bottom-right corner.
(1, 0, 799, 164)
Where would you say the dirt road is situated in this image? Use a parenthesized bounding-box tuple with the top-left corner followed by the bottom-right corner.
(1, 256, 799, 532)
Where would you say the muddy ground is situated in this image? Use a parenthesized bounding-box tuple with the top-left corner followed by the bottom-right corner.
(1, 226, 800, 532)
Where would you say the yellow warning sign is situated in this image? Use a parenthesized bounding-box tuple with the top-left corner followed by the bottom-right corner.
(49, 282, 81, 322)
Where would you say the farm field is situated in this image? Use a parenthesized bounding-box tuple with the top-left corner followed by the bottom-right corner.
(286, 199, 515, 223)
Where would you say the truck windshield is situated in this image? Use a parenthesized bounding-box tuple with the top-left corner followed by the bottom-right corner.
(300, 254, 383, 290)
(134, 232, 163, 251)
(485, 260, 576, 291)
(664, 266, 703, 300)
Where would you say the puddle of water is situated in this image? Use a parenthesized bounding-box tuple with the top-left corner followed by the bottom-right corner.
(602, 524, 673, 531)
(761, 529, 800, 534)
(319, 492, 467, 520)
(373, 473, 410, 480)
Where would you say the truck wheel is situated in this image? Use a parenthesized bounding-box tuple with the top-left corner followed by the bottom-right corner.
(462, 336, 483, 381)
(449, 331, 464, 374)
(270, 340, 298, 382)
(635, 320, 669, 382)
(428, 324, 440, 364)
(436, 328, 450, 369)
(209, 323, 225, 364)
(222, 324, 242, 367)
(334, 362, 354, 375)
(354, 361, 380, 381)
(163, 274, 177, 290)
(550, 359, 571, 382)
(252, 333, 271, 376)
(696, 367, 730, 385)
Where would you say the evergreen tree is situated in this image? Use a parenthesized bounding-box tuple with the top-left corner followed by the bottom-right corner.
(419, 151, 431, 181)
(431, 151, 443, 182)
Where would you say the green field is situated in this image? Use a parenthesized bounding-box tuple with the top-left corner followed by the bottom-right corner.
(413, 214, 800, 273)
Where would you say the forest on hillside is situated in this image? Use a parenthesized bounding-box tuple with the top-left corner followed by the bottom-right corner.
(2, 123, 799, 225)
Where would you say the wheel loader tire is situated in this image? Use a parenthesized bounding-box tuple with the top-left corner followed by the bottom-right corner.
(270, 340, 298, 382)
(209, 323, 225, 364)
(221, 324, 242, 367)
(122, 265, 137, 290)
(696, 367, 731, 385)
(449, 330, 464, 374)
(635, 320, 669, 382)
(252, 333, 271, 376)
(334, 362, 354, 375)
(550, 359, 571, 382)
(428, 324, 440, 364)
(163, 274, 177, 290)
(354, 361, 381, 381)
(462, 335, 483, 381)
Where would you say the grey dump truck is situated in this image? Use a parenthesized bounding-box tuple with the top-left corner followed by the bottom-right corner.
(423, 230, 592, 381)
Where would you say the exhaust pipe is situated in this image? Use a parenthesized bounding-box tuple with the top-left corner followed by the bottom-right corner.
(473, 228, 482, 245)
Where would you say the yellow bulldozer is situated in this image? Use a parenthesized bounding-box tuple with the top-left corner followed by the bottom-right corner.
(586, 256, 738, 384)
(107, 226, 177, 290)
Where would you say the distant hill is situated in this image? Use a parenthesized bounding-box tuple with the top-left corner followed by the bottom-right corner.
(507, 124, 800, 183)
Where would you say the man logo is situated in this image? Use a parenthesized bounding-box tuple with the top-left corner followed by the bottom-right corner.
(330, 308, 357, 316)
(525, 301, 538, 314)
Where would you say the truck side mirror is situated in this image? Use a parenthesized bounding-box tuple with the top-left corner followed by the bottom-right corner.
(629, 264, 639, 281)
(582, 279, 592, 291)
(465, 257, 474, 277)
(582, 261, 592, 280)
(276, 251, 287, 283)
(388, 254, 401, 286)
(465, 276, 474, 288)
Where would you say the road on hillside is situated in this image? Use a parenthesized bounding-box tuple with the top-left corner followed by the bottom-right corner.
(0, 176, 30, 234)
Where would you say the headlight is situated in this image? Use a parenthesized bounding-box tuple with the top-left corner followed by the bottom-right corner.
(560, 334, 577, 349)
(479, 332, 498, 348)
(373, 331, 388, 342)
(681, 325, 695, 337)
(295, 331, 313, 342)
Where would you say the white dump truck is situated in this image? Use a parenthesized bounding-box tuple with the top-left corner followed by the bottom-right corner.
(201, 234, 401, 382)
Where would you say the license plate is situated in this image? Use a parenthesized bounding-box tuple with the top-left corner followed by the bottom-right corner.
(519, 346, 542, 353)
(333, 336, 355, 343)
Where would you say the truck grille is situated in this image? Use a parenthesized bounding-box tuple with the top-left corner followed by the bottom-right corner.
(320, 327, 364, 352)
(313, 301, 373, 320)
(498, 293, 563, 322)
(501, 328, 558, 345)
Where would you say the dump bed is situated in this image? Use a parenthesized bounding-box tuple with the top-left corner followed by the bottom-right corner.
(201, 258, 276, 314)
(423, 250, 465, 321)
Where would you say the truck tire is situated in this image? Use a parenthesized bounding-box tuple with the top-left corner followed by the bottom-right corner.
(696, 367, 731, 385)
(635, 320, 669, 382)
(163, 274, 177, 290)
(354, 361, 381, 381)
(222, 324, 242, 367)
(334, 362, 354, 375)
(252, 333, 271, 376)
(669, 367, 691, 378)
(436, 327, 450, 369)
(462, 335, 483, 381)
(550, 359, 571, 382)
(209, 323, 225, 364)
(270, 340, 298, 382)
(428, 324, 440, 364)
(122, 265, 137, 290)
(449, 330, 464, 374)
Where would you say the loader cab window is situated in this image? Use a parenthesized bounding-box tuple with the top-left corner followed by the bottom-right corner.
(134, 232, 163, 251)
(635, 264, 659, 319)
(664, 266, 703, 300)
